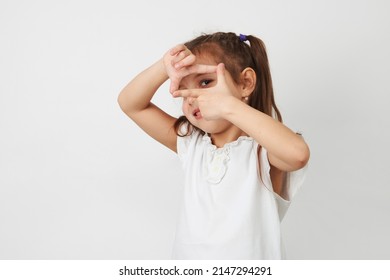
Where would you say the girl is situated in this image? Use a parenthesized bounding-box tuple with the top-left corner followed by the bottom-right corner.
(118, 32, 310, 259)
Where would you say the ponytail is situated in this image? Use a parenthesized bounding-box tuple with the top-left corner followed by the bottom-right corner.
(247, 35, 282, 122)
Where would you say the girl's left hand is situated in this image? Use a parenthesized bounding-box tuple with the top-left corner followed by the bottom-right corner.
(172, 63, 239, 120)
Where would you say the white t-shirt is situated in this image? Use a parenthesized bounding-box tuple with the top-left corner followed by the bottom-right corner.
(172, 130, 307, 260)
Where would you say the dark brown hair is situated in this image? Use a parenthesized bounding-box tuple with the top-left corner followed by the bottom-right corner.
(174, 32, 282, 136)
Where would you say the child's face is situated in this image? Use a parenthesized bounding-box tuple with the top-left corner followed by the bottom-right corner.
(178, 55, 241, 134)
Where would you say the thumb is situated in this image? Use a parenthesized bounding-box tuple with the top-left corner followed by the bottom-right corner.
(169, 79, 179, 94)
(216, 63, 226, 83)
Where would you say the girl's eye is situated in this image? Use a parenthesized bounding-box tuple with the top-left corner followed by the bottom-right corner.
(200, 79, 212, 87)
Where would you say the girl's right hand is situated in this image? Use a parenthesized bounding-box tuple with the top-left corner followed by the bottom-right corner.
(163, 44, 216, 94)
(163, 44, 195, 94)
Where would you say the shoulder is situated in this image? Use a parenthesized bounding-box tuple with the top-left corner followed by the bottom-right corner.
(177, 129, 205, 161)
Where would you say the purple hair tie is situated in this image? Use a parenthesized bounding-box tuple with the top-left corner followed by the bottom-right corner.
(239, 34, 248, 42)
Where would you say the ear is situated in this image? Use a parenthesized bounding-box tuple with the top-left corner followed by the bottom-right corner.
(239, 67, 256, 98)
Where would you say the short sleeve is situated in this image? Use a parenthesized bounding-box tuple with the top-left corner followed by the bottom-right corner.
(259, 146, 308, 220)
(177, 136, 190, 165)
(177, 130, 201, 167)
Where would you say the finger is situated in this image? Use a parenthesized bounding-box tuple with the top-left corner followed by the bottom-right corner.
(174, 53, 196, 69)
(169, 82, 178, 94)
(175, 64, 217, 87)
(216, 63, 227, 82)
(169, 78, 181, 94)
(186, 64, 218, 75)
(172, 88, 203, 98)
(171, 49, 189, 64)
(169, 44, 187, 56)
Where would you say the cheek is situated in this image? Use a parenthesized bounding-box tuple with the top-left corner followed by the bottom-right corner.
(181, 100, 186, 111)
(181, 99, 189, 114)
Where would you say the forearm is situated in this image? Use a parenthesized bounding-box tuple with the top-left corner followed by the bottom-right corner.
(118, 58, 168, 115)
(225, 97, 310, 171)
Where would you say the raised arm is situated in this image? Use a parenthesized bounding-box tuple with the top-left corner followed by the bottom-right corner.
(225, 100, 310, 172)
(118, 58, 178, 152)
(172, 63, 310, 172)
(118, 45, 217, 152)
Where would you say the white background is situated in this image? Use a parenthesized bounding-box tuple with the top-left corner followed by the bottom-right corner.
(0, 0, 389, 259)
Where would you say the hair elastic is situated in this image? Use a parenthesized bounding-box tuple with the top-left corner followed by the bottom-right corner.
(239, 34, 248, 42)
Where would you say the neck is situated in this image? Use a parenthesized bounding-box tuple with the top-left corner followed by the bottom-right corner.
(209, 126, 247, 148)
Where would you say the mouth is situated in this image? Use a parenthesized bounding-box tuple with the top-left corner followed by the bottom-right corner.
(192, 108, 202, 120)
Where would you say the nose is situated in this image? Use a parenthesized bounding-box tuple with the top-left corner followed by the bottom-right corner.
(187, 97, 195, 106)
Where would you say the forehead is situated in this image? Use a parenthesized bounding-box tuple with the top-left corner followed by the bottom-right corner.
(194, 53, 218, 65)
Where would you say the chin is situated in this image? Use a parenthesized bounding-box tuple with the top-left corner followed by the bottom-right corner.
(189, 119, 231, 135)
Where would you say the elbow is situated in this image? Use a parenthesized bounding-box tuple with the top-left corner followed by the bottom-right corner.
(117, 90, 133, 116)
(117, 90, 147, 119)
(293, 143, 310, 170)
(271, 143, 310, 172)
(117, 91, 126, 112)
